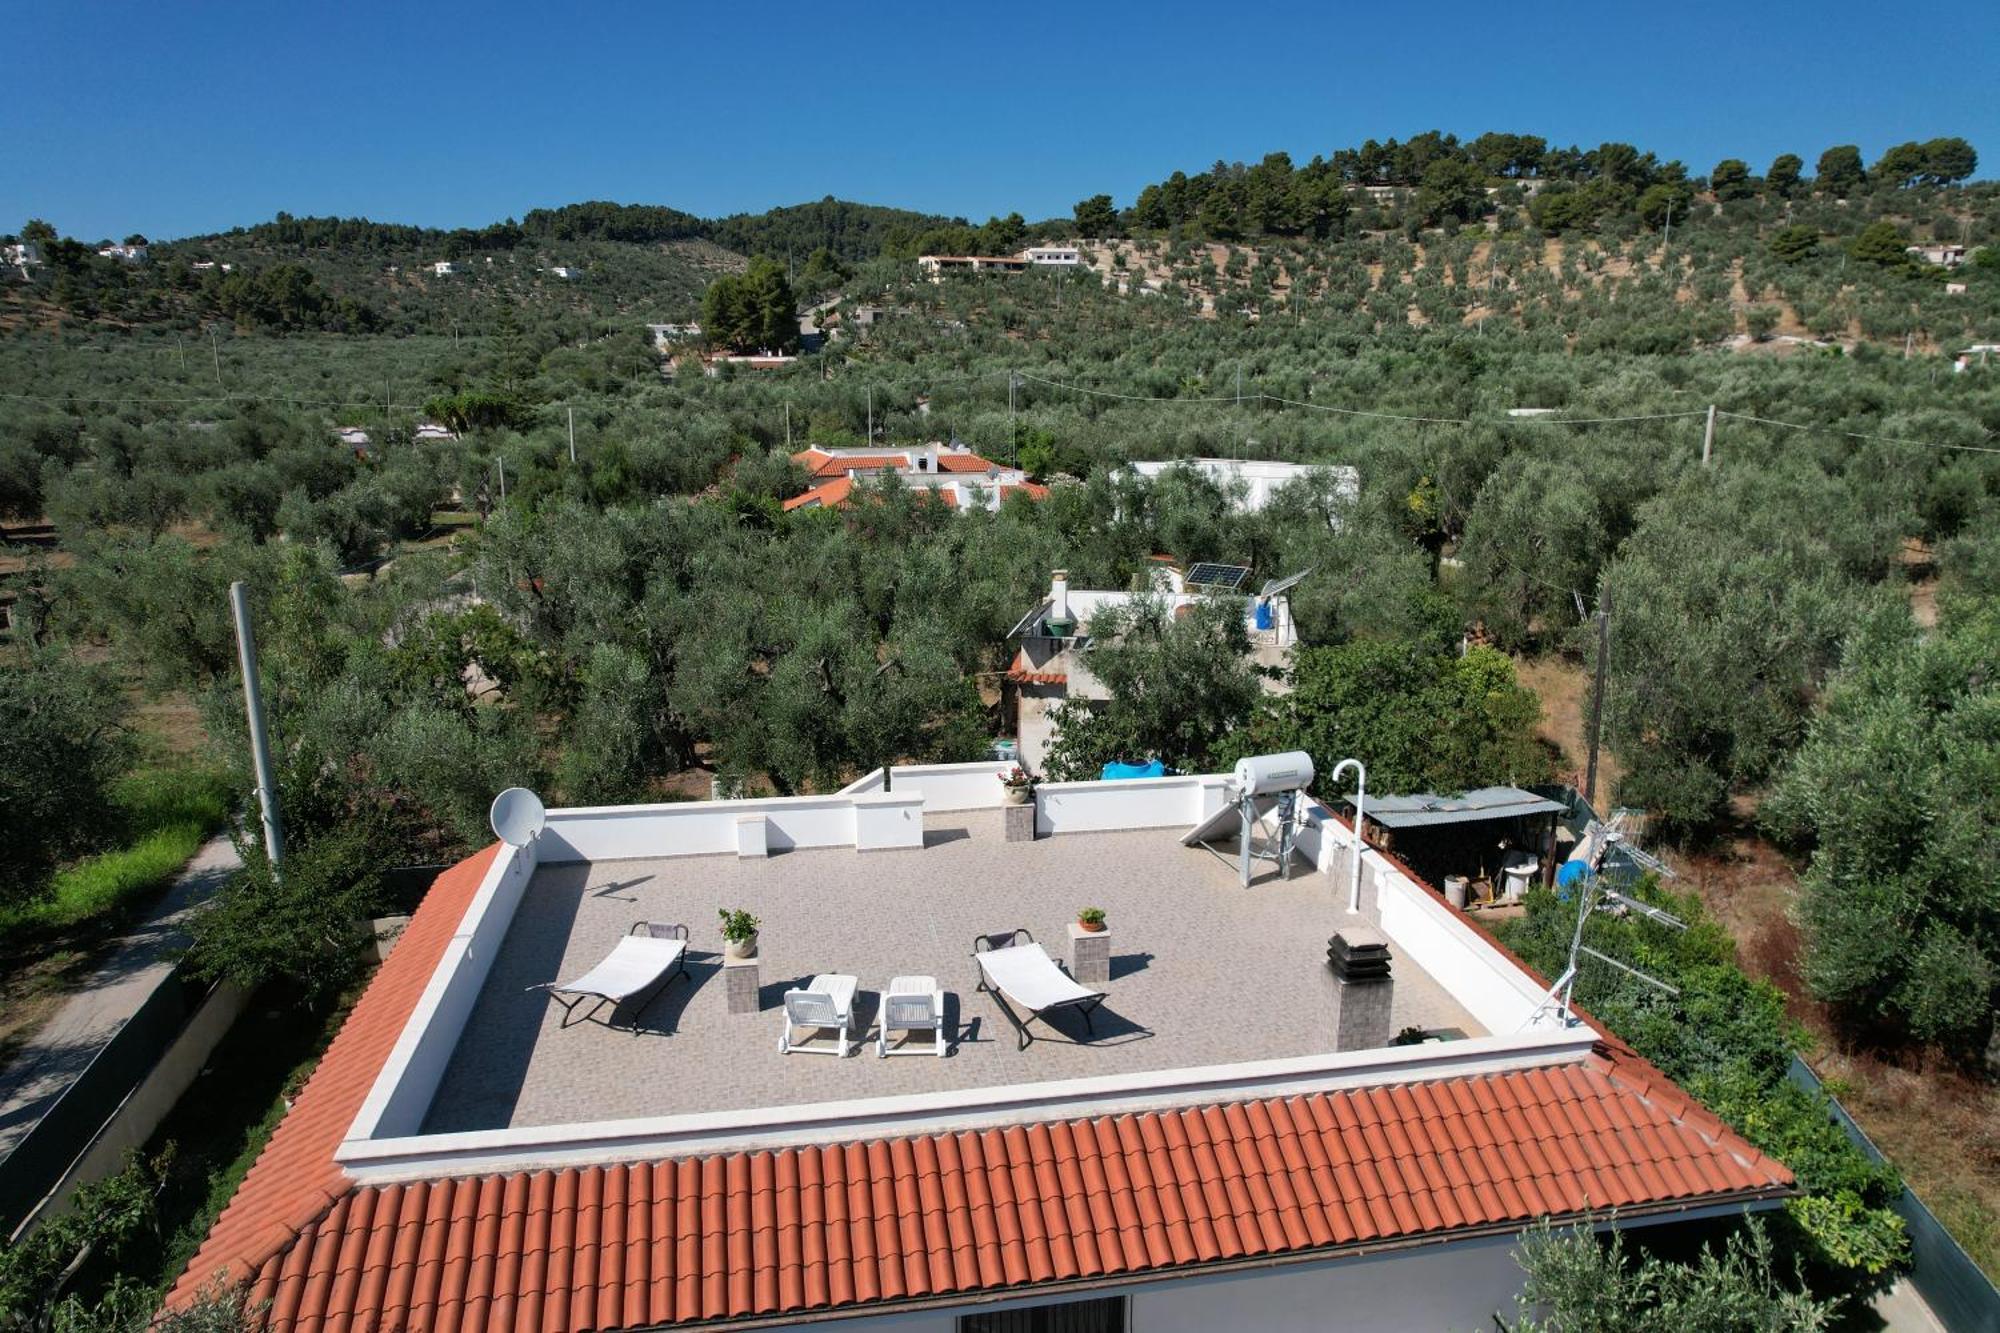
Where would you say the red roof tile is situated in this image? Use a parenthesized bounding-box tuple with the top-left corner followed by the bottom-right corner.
(169, 836, 1792, 1331)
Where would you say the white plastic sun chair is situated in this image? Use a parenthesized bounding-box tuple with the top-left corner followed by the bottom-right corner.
(528, 922, 689, 1032)
(780, 974, 860, 1057)
(876, 975, 948, 1058)
(972, 930, 1106, 1051)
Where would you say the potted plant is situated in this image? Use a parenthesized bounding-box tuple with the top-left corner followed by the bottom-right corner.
(718, 907, 761, 960)
(1077, 906, 1107, 933)
(999, 764, 1035, 805)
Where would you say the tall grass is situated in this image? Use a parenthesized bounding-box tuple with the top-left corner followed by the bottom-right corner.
(0, 766, 232, 935)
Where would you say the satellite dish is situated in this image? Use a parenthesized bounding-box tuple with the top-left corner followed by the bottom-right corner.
(489, 787, 546, 847)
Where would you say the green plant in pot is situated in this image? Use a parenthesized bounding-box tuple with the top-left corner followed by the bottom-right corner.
(718, 907, 761, 959)
(1077, 906, 1107, 933)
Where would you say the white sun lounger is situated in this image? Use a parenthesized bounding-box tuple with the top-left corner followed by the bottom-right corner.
(528, 922, 688, 1032)
(973, 930, 1106, 1050)
(780, 973, 860, 1057)
(877, 975, 948, 1058)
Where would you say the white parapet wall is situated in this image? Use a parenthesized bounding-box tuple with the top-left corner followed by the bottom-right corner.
(838, 762, 1013, 811)
(348, 836, 538, 1141)
(1035, 773, 1233, 837)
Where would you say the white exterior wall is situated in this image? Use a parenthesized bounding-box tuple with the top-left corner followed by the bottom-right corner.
(540, 796, 864, 861)
(349, 837, 538, 1139)
(827, 1232, 1526, 1333)
(1034, 774, 1232, 837)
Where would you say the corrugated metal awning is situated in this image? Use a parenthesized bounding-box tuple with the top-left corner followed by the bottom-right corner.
(1358, 786, 1565, 829)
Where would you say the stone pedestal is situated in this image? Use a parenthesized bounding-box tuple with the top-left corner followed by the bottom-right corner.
(1068, 922, 1111, 985)
(1003, 802, 1036, 842)
(723, 955, 761, 1014)
(1326, 926, 1394, 1051)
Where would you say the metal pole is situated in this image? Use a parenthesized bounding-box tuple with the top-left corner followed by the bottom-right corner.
(1701, 404, 1716, 467)
(209, 328, 223, 389)
(567, 406, 577, 463)
(1585, 582, 1610, 807)
(229, 581, 284, 869)
(495, 456, 505, 502)
(784, 402, 791, 448)
(866, 388, 873, 442)
(1330, 758, 1367, 913)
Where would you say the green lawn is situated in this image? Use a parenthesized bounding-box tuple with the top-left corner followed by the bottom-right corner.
(0, 765, 232, 936)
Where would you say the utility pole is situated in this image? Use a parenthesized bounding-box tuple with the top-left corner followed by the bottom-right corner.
(495, 456, 505, 502)
(784, 402, 791, 448)
(567, 406, 577, 463)
(1662, 198, 1673, 256)
(229, 581, 285, 870)
(1235, 364, 1243, 407)
(866, 387, 873, 441)
(1701, 403, 1717, 467)
(176, 336, 187, 375)
(209, 327, 223, 389)
(1009, 373, 1019, 416)
(1584, 582, 1611, 808)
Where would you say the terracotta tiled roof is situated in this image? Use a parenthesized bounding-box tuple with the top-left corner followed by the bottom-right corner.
(781, 478, 853, 512)
(1001, 482, 1051, 501)
(792, 450, 911, 479)
(165, 844, 499, 1312)
(167, 836, 1792, 1331)
(935, 453, 999, 475)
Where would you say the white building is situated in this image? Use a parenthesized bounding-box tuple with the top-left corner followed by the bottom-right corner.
(1906, 243, 1967, 268)
(431, 260, 457, 276)
(1126, 458, 1359, 517)
(1023, 243, 1082, 266)
(783, 443, 1048, 515)
(1006, 564, 1304, 771)
(162, 765, 1790, 1331)
(548, 265, 579, 279)
(97, 243, 147, 263)
(3, 242, 39, 278)
(917, 253, 1030, 281)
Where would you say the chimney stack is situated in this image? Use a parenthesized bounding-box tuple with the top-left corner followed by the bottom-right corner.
(1046, 570, 1075, 637)
(1326, 927, 1395, 1051)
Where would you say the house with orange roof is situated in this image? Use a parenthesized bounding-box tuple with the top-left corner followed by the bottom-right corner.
(163, 755, 1790, 1332)
(784, 444, 1048, 515)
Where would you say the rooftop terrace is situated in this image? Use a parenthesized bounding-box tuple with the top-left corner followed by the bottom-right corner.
(337, 764, 1589, 1181)
(424, 810, 1482, 1134)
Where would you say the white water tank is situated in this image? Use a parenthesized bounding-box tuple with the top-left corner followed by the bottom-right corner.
(1232, 751, 1315, 797)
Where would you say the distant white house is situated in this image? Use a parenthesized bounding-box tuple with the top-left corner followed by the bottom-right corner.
(645, 322, 701, 349)
(335, 426, 372, 453)
(1954, 344, 2000, 373)
(1125, 457, 1359, 520)
(431, 261, 456, 276)
(3, 242, 39, 277)
(98, 243, 147, 263)
(1907, 243, 1967, 268)
(917, 253, 1029, 281)
(190, 260, 235, 273)
(547, 266, 579, 279)
(413, 422, 457, 442)
(1022, 244, 1082, 266)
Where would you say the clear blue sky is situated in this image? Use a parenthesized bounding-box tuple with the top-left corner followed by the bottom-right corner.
(5, 0, 1995, 242)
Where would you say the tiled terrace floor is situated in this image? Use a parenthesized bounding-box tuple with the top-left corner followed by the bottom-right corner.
(422, 812, 1482, 1132)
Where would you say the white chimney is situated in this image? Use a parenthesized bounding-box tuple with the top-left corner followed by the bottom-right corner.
(1046, 570, 1075, 637)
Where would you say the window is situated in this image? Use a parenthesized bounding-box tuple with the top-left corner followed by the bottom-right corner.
(959, 1294, 1127, 1333)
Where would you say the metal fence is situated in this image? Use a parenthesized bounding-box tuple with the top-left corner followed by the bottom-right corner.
(0, 964, 214, 1240)
(1787, 1057, 2000, 1332)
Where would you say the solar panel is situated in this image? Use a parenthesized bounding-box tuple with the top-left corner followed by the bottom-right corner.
(1184, 562, 1250, 591)
(1257, 568, 1312, 600)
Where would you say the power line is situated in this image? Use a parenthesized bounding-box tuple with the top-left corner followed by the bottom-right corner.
(1714, 409, 2000, 457)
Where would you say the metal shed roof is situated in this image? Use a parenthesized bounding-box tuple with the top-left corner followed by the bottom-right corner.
(1358, 786, 1565, 829)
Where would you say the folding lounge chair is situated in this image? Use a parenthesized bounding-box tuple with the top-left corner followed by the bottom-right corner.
(528, 922, 689, 1032)
(780, 974, 860, 1057)
(973, 929, 1106, 1050)
(877, 975, 948, 1058)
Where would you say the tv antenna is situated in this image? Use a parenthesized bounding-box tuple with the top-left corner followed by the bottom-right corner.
(1523, 872, 1685, 1029)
